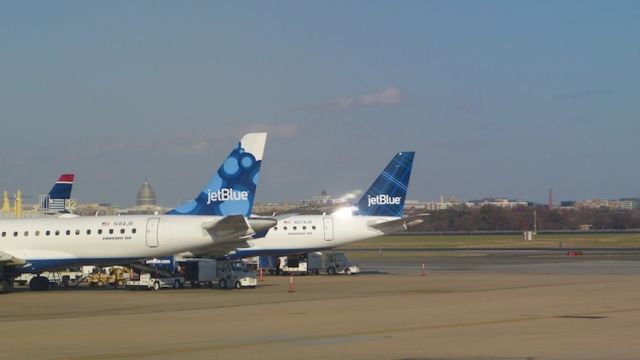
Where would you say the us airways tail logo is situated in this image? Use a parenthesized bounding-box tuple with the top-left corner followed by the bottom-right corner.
(367, 194, 402, 207)
(207, 188, 249, 204)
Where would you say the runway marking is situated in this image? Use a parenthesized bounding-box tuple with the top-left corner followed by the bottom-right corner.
(58, 307, 640, 360)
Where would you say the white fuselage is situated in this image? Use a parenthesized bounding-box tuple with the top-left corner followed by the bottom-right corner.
(0, 215, 221, 273)
(239, 214, 398, 256)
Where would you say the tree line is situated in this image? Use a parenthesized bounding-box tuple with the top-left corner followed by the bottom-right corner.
(407, 206, 640, 232)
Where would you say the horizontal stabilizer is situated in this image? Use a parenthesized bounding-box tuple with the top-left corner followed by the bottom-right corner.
(247, 217, 277, 235)
(202, 215, 252, 240)
(195, 216, 276, 257)
(368, 214, 427, 234)
(202, 215, 277, 241)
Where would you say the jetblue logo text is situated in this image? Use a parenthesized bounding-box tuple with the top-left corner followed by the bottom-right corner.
(207, 188, 249, 204)
(367, 194, 402, 207)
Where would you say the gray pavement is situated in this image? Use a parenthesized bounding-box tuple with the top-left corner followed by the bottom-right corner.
(1, 250, 639, 359)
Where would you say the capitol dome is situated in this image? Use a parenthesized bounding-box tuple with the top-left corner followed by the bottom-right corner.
(136, 178, 157, 207)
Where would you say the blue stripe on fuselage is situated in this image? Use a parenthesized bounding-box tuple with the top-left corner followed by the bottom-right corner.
(20, 257, 143, 273)
(230, 247, 334, 259)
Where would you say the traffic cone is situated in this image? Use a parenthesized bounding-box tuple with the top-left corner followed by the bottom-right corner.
(259, 268, 264, 282)
(288, 274, 295, 293)
(421, 263, 427, 276)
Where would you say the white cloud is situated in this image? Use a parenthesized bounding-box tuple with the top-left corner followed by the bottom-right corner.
(294, 87, 405, 112)
(357, 87, 403, 107)
(67, 123, 301, 157)
(246, 123, 299, 138)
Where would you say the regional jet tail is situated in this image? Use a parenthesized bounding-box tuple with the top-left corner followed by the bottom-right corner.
(167, 132, 266, 217)
(356, 152, 414, 217)
(41, 174, 75, 214)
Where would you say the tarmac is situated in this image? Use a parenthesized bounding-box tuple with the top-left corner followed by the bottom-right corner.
(1, 250, 640, 360)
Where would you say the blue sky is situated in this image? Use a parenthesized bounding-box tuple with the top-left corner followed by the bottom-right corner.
(0, 1, 638, 206)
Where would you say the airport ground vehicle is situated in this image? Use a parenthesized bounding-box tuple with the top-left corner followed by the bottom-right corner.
(211, 259, 257, 289)
(125, 273, 184, 291)
(277, 254, 308, 275)
(147, 258, 257, 290)
(308, 252, 359, 275)
(88, 267, 130, 287)
(262, 252, 359, 275)
(175, 258, 216, 287)
(14, 270, 84, 288)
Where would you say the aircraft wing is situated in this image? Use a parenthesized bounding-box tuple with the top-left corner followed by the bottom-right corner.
(368, 214, 427, 235)
(197, 215, 277, 258)
(0, 250, 26, 266)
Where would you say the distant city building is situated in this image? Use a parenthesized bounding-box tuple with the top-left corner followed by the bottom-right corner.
(136, 178, 157, 207)
(75, 203, 120, 216)
(575, 199, 624, 210)
(620, 198, 640, 211)
(406, 196, 463, 211)
(253, 202, 302, 215)
(300, 190, 351, 207)
(560, 201, 576, 208)
(467, 198, 529, 209)
(131, 178, 164, 214)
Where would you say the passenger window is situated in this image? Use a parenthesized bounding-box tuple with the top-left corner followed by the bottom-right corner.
(24, 231, 29, 236)
(312, 226, 316, 230)
(303, 226, 307, 230)
(273, 227, 277, 231)
(293, 226, 297, 230)
(120, 228, 125, 234)
(66, 230, 71, 235)
(13, 231, 18, 237)
(55, 230, 60, 236)
(1, 231, 5, 237)
(86, 229, 91, 235)
(98, 229, 103, 235)
(132, 228, 136, 234)
(46, 230, 50, 236)
(35, 231, 40, 236)
(75, 230, 80, 235)
(109, 229, 114, 234)
(283, 226, 288, 230)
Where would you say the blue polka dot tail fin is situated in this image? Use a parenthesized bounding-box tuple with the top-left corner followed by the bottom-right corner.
(167, 132, 267, 216)
(356, 152, 415, 217)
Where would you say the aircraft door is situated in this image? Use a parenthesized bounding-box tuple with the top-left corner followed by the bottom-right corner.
(145, 218, 160, 248)
(323, 217, 334, 241)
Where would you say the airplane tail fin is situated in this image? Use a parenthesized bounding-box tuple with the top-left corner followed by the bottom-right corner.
(356, 152, 414, 217)
(43, 174, 75, 213)
(167, 133, 267, 217)
(48, 174, 75, 199)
